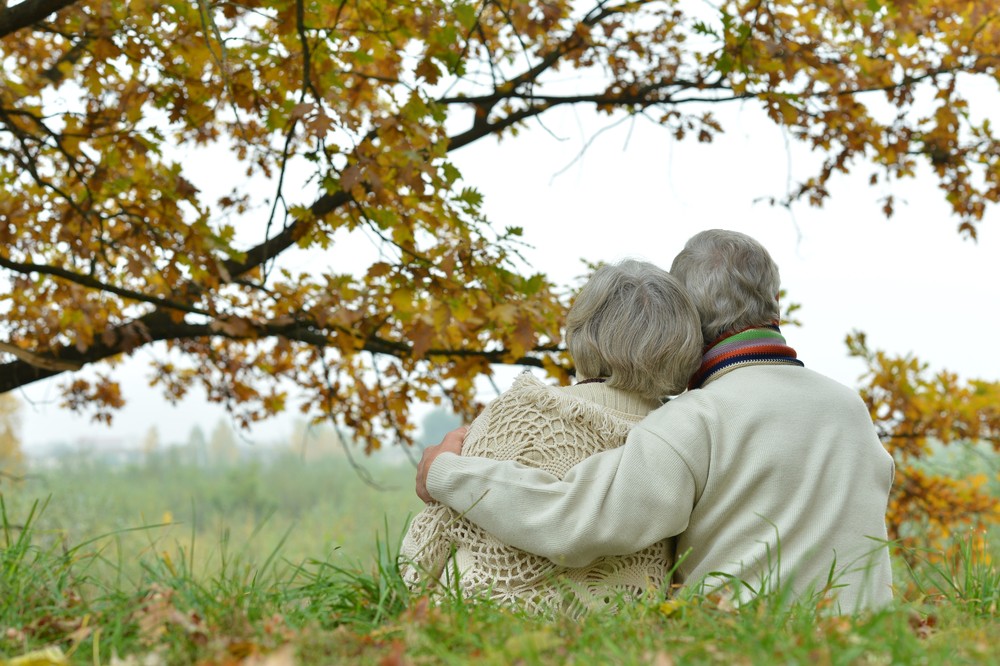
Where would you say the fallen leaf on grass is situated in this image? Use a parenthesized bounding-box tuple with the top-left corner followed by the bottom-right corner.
(0, 647, 69, 666)
(907, 611, 938, 639)
(261, 614, 296, 642)
(397, 595, 444, 628)
(241, 644, 296, 666)
(133, 584, 207, 646)
(643, 650, 675, 666)
(3, 628, 26, 643)
(704, 593, 737, 614)
(657, 599, 689, 618)
(24, 614, 89, 642)
(815, 615, 853, 640)
(378, 640, 410, 666)
(503, 629, 561, 657)
(64, 624, 93, 646)
(108, 649, 167, 666)
(227, 640, 261, 660)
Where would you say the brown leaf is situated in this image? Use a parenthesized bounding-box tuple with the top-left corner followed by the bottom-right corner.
(511, 314, 536, 357)
(132, 585, 207, 646)
(210, 316, 257, 338)
(174, 175, 200, 199)
(908, 611, 938, 639)
(341, 165, 363, 191)
(643, 651, 675, 666)
(378, 640, 410, 666)
(242, 644, 296, 666)
(109, 650, 168, 666)
(409, 319, 436, 358)
(290, 102, 314, 119)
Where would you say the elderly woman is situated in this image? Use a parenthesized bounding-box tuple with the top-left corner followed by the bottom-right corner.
(399, 259, 703, 615)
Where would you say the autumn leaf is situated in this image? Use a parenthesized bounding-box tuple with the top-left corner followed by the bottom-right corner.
(0, 648, 70, 666)
(657, 599, 689, 618)
(132, 584, 207, 646)
(409, 319, 436, 359)
(210, 317, 257, 338)
(509, 314, 538, 359)
(848, 331, 1000, 555)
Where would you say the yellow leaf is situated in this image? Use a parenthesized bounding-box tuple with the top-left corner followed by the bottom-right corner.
(390, 288, 415, 313)
(489, 303, 518, 325)
(657, 598, 688, 617)
(1, 648, 69, 666)
(503, 629, 560, 656)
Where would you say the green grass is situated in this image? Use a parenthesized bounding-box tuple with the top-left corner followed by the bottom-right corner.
(1, 454, 998, 665)
(8, 451, 422, 572)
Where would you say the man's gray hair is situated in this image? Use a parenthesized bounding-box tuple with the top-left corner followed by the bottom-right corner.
(566, 259, 703, 399)
(670, 229, 781, 343)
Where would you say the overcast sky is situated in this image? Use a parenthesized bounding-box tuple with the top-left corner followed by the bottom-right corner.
(15, 97, 1000, 451)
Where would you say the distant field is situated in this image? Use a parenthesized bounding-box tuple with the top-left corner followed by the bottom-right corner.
(4, 450, 424, 581)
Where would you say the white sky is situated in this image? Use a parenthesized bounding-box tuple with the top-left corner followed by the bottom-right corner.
(15, 99, 1000, 451)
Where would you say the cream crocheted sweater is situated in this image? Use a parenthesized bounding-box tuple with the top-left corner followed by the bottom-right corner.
(399, 372, 673, 615)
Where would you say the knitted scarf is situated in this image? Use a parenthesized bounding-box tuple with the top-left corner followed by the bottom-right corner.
(689, 325, 804, 389)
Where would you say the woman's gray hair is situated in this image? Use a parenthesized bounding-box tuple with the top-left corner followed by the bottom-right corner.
(669, 229, 781, 343)
(566, 259, 703, 399)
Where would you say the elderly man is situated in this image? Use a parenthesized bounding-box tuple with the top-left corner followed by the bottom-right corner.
(416, 230, 895, 611)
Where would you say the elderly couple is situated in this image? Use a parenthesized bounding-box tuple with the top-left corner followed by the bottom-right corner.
(403, 229, 894, 615)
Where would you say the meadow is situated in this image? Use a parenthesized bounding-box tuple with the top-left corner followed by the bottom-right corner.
(1, 445, 998, 665)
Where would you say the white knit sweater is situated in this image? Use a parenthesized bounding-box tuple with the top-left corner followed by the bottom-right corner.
(400, 372, 671, 614)
(428, 365, 895, 612)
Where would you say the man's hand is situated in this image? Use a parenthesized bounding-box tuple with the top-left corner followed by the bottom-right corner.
(415, 426, 467, 503)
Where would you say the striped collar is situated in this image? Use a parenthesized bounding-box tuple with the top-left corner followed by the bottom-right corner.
(689, 325, 804, 389)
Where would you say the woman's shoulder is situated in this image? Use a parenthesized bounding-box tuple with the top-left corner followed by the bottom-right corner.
(464, 372, 638, 466)
(481, 372, 575, 418)
(481, 373, 654, 431)
(558, 382, 660, 421)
